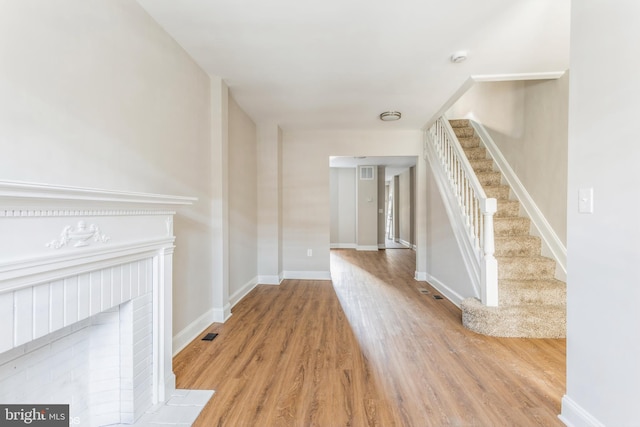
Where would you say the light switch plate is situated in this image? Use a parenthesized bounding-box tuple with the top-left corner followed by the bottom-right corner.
(579, 188, 593, 214)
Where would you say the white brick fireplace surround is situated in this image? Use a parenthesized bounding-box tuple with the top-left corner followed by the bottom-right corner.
(0, 181, 212, 426)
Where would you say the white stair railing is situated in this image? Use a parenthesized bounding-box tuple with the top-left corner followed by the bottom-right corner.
(427, 117, 498, 306)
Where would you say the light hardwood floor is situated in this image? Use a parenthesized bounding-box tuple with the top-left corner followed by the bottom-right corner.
(174, 249, 566, 426)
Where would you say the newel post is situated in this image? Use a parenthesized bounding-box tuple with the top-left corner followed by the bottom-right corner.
(481, 198, 498, 307)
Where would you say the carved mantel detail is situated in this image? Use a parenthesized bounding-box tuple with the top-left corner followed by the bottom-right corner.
(46, 220, 110, 249)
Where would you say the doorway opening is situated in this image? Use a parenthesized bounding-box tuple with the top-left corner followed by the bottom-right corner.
(329, 156, 417, 252)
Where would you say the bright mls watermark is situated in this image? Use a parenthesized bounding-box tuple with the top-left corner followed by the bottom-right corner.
(0, 405, 69, 426)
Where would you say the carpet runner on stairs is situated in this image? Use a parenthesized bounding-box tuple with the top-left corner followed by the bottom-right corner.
(449, 119, 566, 339)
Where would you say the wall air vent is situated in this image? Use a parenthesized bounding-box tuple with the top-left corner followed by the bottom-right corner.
(360, 166, 374, 180)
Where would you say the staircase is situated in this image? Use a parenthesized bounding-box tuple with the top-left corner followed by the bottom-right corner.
(449, 119, 566, 339)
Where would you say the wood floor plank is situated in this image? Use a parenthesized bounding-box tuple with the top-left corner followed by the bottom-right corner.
(175, 249, 566, 426)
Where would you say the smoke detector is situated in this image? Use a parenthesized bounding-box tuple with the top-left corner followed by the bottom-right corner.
(450, 51, 468, 63)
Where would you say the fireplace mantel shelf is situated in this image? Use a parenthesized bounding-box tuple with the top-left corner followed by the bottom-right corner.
(0, 180, 197, 207)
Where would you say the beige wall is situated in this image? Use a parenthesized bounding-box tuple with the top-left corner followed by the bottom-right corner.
(399, 169, 412, 245)
(356, 166, 378, 248)
(425, 162, 476, 303)
(257, 124, 283, 283)
(0, 1, 216, 343)
(329, 168, 356, 247)
(330, 168, 340, 244)
(393, 175, 400, 241)
(228, 95, 258, 301)
(377, 166, 386, 246)
(282, 130, 424, 276)
(447, 75, 569, 245)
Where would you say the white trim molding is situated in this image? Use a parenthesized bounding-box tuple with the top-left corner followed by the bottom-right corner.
(471, 71, 566, 83)
(559, 395, 606, 427)
(172, 308, 217, 357)
(230, 276, 259, 307)
(399, 239, 412, 248)
(330, 243, 357, 249)
(470, 120, 567, 280)
(426, 274, 464, 308)
(414, 271, 427, 281)
(258, 275, 282, 285)
(282, 271, 332, 281)
(212, 303, 232, 323)
(356, 245, 379, 251)
(0, 180, 197, 206)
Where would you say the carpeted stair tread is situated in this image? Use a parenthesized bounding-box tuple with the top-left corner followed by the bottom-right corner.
(495, 235, 541, 257)
(483, 185, 510, 200)
(449, 119, 470, 128)
(458, 136, 480, 148)
(497, 256, 556, 280)
(494, 217, 530, 236)
(469, 159, 494, 172)
(463, 147, 487, 160)
(495, 200, 520, 217)
(448, 119, 566, 339)
(453, 127, 475, 138)
(461, 297, 565, 338)
(499, 279, 566, 306)
(476, 171, 502, 186)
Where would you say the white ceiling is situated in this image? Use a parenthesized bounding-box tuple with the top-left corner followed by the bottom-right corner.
(137, 0, 570, 131)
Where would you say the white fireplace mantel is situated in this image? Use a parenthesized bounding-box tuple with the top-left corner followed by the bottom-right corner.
(0, 180, 197, 425)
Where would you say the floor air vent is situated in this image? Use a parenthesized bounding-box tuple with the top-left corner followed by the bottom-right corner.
(433, 295, 443, 300)
(418, 288, 430, 295)
(202, 333, 218, 341)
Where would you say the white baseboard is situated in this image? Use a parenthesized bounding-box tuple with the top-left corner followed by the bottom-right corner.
(282, 270, 332, 280)
(378, 243, 386, 249)
(470, 120, 567, 281)
(171, 276, 262, 357)
(230, 276, 258, 307)
(330, 243, 357, 249)
(212, 303, 231, 324)
(415, 271, 427, 281)
(399, 239, 412, 248)
(559, 395, 606, 427)
(356, 245, 379, 251)
(258, 275, 282, 285)
(426, 274, 464, 307)
(173, 308, 217, 356)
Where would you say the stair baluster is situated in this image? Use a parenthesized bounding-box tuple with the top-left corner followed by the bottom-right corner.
(427, 117, 499, 306)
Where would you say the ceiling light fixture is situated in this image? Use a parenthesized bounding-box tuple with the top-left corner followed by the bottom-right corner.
(379, 111, 401, 121)
(450, 51, 468, 63)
